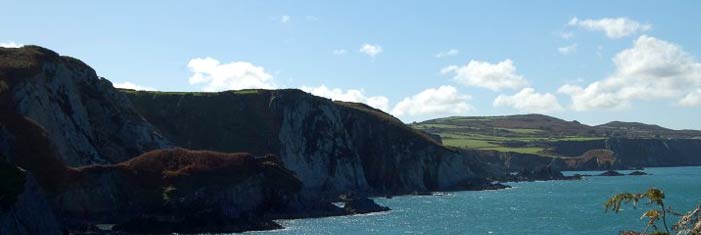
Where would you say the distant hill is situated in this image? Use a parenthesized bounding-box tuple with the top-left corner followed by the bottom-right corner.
(412, 114, 701, 157)
(415, 114, 600, 138)
(598, 121, 671, 131)
(597, 121, 701, 138)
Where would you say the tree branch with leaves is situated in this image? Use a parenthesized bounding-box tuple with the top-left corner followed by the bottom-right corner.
(605, 188, 701, 235)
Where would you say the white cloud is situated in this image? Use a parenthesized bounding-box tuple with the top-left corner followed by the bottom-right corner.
(281, 15, 291, 24)
(305, 15, 318, 21)
(494, 88, 564, 113)
(301, 85, 390, 112)
(359, 43, 383, 58)
(0, 41, 22, 48)
(113, 81, 156, 91)
(391, 86, 472, 117)
(332, 49, 347, 55)
(568, 17, 651, 39)
(442, 59, 528, 91)
(558, 43, 578, 55)
(187, 57, 276, 92)
(558, 35, 701, 110)
(435, 49, 459, 58)
(679, 89, 701, 107)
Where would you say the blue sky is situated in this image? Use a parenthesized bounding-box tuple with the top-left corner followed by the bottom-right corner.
(2, 0, 700, 129)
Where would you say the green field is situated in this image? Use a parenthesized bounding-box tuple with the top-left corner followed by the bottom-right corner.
(411, 115, 609, 157)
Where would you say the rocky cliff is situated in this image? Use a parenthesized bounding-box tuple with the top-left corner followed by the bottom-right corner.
(0, 45, 553, 234)
(547, 139, 701, 170)
(0, 163, 62, 235)
(123, 89, 497, 197)
(605, 138, 701, 167)
(0, 46, 170, 166)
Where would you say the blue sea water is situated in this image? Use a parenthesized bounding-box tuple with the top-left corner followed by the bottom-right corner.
(246, 167, 701, 235)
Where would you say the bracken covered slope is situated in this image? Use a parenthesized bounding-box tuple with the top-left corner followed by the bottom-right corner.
(54, 148, 302, 234)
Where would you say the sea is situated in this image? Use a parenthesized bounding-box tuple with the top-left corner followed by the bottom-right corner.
(245, 166, 701, 235)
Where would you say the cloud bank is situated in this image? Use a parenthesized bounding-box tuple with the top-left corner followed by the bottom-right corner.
(558, 35, 701, 110)
(442, 59, 528, 91)
(301, 85, 390, 112)
(494, 88, 563, 113)
(113, 81, 156, 91)
(187, 57, 276, 92)
(391, 86, 473, 117)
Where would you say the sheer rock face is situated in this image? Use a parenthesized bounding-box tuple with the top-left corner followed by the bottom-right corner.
(272, 92, 370, 197)
(0, 46, 170, 166)
(0, 169, 62, 235)
(124, 89, 495, 198)
(604, 138, 701, 167)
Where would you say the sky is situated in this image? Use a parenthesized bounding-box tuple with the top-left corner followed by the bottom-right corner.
(2, 0, 700, 129)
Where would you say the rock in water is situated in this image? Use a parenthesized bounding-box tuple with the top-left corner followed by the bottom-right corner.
(598, 170, 624, 176)
(628, 171, 649, 176)
(342, 197, 390, 214)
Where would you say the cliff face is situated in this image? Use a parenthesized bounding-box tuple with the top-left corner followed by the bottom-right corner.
(605, 138, 701, 167)
(334, 102, 491, 192)
(494, 138, 701, 172)
(0, 46, 308, 233)
(0, 46, 170, 166)
(546, 139, 701, 170)
(124, 89, 493, 196)
(550, 140, 607, 157)
(0, 162, 62, 235)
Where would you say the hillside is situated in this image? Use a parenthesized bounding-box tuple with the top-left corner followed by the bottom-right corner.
(411, 114, 604, 155)
(413, 114, 701, 169)
(597, 121, 701, 138)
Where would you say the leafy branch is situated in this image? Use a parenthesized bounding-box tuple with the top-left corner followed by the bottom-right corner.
(605, 188, 701, 235)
